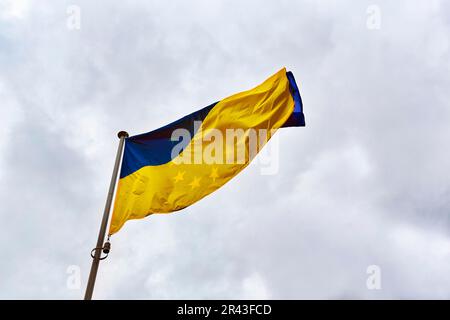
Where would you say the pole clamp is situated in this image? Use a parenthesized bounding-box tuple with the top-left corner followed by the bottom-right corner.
(90, 241, 111, 260)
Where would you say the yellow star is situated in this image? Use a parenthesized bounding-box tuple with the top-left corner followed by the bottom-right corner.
(209, 167, 219, 182)
(173, 171, 185, 183)
(189, 176, 201, 189)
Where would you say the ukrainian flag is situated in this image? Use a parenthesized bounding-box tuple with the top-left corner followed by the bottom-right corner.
(109, 68, 305, 235)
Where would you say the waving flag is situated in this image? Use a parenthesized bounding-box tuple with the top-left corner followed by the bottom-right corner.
(109, 68, 305, 235)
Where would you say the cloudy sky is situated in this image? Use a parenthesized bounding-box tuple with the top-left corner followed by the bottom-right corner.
(1, 0, 450, 299)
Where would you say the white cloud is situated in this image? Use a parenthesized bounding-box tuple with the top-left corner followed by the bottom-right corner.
(0, 0, 30, 20)
(242, 273, 270, 299)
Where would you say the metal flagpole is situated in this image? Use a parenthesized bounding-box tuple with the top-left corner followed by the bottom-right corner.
(84, 130, 128, 300)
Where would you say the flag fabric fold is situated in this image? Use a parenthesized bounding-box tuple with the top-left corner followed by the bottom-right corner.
(109, 68, 305, 235)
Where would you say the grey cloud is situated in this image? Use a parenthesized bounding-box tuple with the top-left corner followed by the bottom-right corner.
(0, 0, 449, 299)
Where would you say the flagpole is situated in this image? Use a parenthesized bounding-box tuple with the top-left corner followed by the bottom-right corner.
(84, 130, 128, 300)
